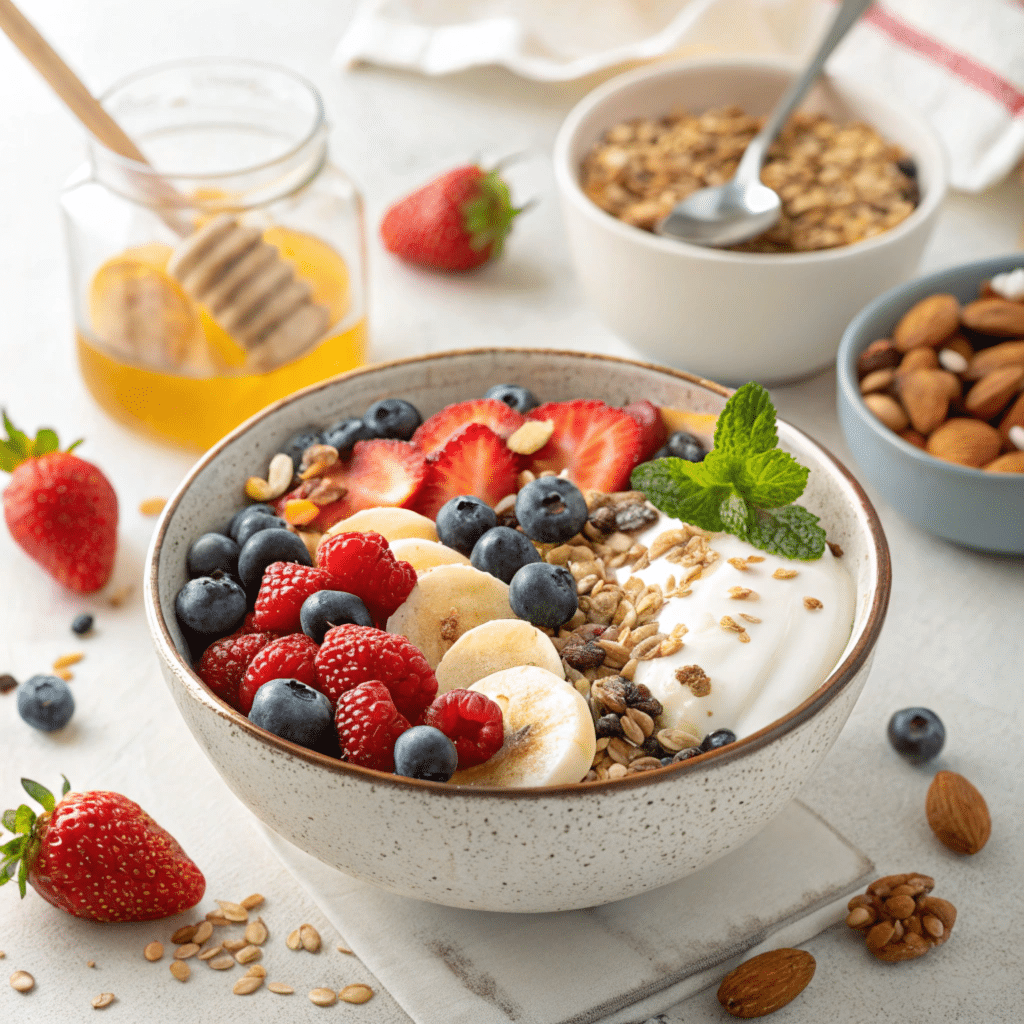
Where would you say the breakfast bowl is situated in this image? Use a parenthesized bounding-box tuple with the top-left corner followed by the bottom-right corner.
(145, 349, 890, 912)
(553, 56, 947, 385)
(838, 253, 1024, 555)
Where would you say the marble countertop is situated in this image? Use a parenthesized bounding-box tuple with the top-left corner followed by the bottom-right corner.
(1, 2, 1021, 1021)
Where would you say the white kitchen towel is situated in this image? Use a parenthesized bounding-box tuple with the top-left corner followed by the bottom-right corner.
(334, 0, 1024, 192)
(262, 799, 874, 1024)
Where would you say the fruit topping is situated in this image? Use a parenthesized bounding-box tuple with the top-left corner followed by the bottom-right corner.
(187, 532, 240, 579)
(315, 530, 417, 626)
(16, 675, 74, 732)
(281, 426, 324, 472)
(653, 430, 707, 462)
(435, 619, 564, 693)
(623, 399, 668, 460)
(197, 631, 275, 709)
(470, 525, 542, 584)
(299, 590, 373, 644)
(237, 529, 312, 592)
(393, 725, 459, 781)
(508, 562, 578, 629)
(423, 689, 505, 769)
(335, 680, 410, 771)
(412, 423, 519, 519)
(322, 416, 376, 455)
(435, 495, 496, 555)
(233, 510, 290, 548)
(515, 476, 588, 544)
(388, 537, 470, 574)
(411, 399, 524, 459)
(70, 613, 94, 636)
(252, 562, 342, 633)
(484, 383, 539, 415)
(700, 728, 737, 752)
(248, 678, 336, 752)
(315, 624, 437, 722)
(363, 398, 423, 441)
(239, 633, 319, 714)
(175, 574, 247, 636)
(887, 707, 945, 764)
(322, 506, 437, 544)
(526, 400, 643, 492)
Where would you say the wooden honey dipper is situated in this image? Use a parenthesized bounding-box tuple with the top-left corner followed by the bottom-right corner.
(0, 0, 332, 372)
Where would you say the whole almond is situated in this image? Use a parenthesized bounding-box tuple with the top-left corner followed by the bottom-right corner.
(895, 370, 950, 434)
(859, 368, 895, 394)
(897, 347, 939, 373)
(858, 338, 900, 377)
(893, 294, 960, 352)
(926, 419, 1002, 467)
(961, 297, 1024, 337)
(926, 770, 991, 854)
(985, 451, 1024, 473)
(717, 948, 815, 1018)
(966, 366, 1024, 419)
(965, 340, 1024, 380)
(942, 334, 974, 361)
(864, 393, 909, 432)
(899, 428, 927, 450)
(1000, 391, 1024, 439)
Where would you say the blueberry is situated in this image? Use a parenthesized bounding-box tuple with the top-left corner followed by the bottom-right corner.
(393, 726, 459, 782)
(654, 431, 706, 463)
(515, 477, 589, 544)
(322, 416, 376, 456)
(70, 613, 94, 636)
(234, 511, 290, 549)
(673, 746, 702, 762)
(248, 678, 335, 751)
(238, 529, 312, 592)
(887, 707, 945, 764)
(175, 573, 247, 635)
(229, 504, 278, 541)
(363, 399, 422, 441)
(471, 526, 541, 584)
(187, 532, 240, 579)
(17, 675, 75, 732)
(699, 729, 737, 752)
(300, 590, 373, 644)
(282, 426, 325, 472)
(508, 562, 578, 629)
(437, 496, 497, 556)
(484, 383, 539, 415)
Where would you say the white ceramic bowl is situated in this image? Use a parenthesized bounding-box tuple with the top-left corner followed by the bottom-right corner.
(553, 56, 947, 385)
(146, 350, 890, 913)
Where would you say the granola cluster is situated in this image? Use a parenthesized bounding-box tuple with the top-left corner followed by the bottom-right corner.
(580, 107, 918, 253)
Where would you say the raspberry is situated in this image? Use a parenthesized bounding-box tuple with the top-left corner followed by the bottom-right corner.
(196, 632, 274, 710)
(239, 633, 319, 714)
(335, 681, 410, 772)
(315, 532, 416, 625)
(252, 562, 340, 634)
(314, 624, 437, 722)
(423, 689, 505, 768)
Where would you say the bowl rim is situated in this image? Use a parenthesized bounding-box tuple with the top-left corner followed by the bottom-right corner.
(145, 347, 892, 798)
(837, 251, 1024, 480)
(552, 53, 948, 266)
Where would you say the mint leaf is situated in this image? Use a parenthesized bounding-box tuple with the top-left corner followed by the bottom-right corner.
(631, 459, 730, 532)
(713, 382, 777, 456)
(738, 449, 809, 509)
(747, 505, 827, 560)
(719, 492, 755, 537)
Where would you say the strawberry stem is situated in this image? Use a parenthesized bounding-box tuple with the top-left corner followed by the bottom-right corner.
(0, 411, 80, 473)
(1, 778, 66, 898)
(461, 170, 523, 258)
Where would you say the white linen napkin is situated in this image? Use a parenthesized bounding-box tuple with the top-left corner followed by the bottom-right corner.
(262, 799, 873, 1024)
(334, 0, 1024, 192)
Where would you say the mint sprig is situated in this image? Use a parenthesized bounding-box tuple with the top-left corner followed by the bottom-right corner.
(631, 382, 826, 560)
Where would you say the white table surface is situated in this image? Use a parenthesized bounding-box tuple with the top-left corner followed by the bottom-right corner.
(1, 2, 1022, 1021)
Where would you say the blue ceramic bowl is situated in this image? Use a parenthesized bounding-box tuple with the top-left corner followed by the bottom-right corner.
(837, 253, 1024, 555)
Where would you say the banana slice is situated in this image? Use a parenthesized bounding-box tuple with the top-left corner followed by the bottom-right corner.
(389, 538, 470, 575)
(385, 563, 516, 669)
(323, 507, 438, 543)
(436, 619, 564, 694)
(451, 667, 596, 787)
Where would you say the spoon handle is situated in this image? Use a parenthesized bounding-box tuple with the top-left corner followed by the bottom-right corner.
(736, 0, 874, 182)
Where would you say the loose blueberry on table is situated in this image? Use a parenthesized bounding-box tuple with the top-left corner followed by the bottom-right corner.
(17, 675, 75, 732)
(888, 707, 945, 764)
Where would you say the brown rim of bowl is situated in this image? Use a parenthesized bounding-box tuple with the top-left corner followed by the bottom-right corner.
(147, 347, 891, 798)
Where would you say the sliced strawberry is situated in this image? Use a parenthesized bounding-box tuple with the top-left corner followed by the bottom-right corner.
(526, 400, 644, 492)
(411, 399, 524, 459)
(623, 400, 667, 460)
(411, 423, 520, 519)
(276, 439, 428, 531)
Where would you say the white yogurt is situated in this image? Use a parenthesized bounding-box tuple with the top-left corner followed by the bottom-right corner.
(616, 519, 855, 741)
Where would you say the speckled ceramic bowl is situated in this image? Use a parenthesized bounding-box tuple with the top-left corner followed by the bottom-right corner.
(146, 350, 890, 912)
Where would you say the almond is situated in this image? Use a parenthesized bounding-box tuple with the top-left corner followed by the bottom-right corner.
(893, 294, 960, 352)
(985, 451, 1024, 473)
(926, 770, 991, 855)
(864, 393, 909, 432)
(899, 428, 927, 450)
(926, 419, 1002, 468)
(897, 347, 939, 373)
(894, 370, 951, 434)
(999, 391, 1024, 439)
(965, 340, 1024, 381)
(859, 368, 895, 394)
(965, 366, 1024, 420)
(857, 338, 900, 378)
(961, 297, 1024, 337)
(941, 334, 974, 362)
(717, 948, 815, 1018)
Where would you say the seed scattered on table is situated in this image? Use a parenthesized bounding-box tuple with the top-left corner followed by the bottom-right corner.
(174, 943, 200, 960)
(197, 946, 222, 961)
(143, 941, 164, 962)
(52, 652, 84, 669)
(222, 938, 246, 953)
(87, 961, 96, 968)
(245, 918, 268, 945)
(217, 900, 249, 922)
(240, 893, 265, 910)
(268, 982, 294, 994)
(138, 497, 167, 516)
(169, 961, 190, 982)
(233, 975, 263, 995)
(804, 596, 823, 610)
(91, 993, 115, 1009)
(245, 965, 267, 979)
(192, 920, 213, 945)
(339, 983, 375, 1004)
(107, 585, 132, 608)
(170, 925, 197, 945)
(310, 988, 338, 1006)
(209, 956, 235, 971)
(10, 970, 34, 992)
(300, 924, 322, 952)
(337, 944, 353, 955)
(235, 944, 262, 965)
(286, 929, 302, 950)
(54, 667, 74, 681)
(0, 674, 16, 694)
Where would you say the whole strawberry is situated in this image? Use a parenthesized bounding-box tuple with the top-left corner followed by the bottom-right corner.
(1, 413, 118, 593)
(380, 164, 522, 272)
(1, 778, 205, 922)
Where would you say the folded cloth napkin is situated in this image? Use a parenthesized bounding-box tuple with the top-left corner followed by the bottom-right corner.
(262, 799, 874, 1024)
(335, 0, 1024, 192)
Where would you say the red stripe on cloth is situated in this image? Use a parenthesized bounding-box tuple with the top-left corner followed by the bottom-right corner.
(862, 4, 1024, 115)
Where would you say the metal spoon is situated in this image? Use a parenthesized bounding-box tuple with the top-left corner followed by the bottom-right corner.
(657, 0, 874, 248)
